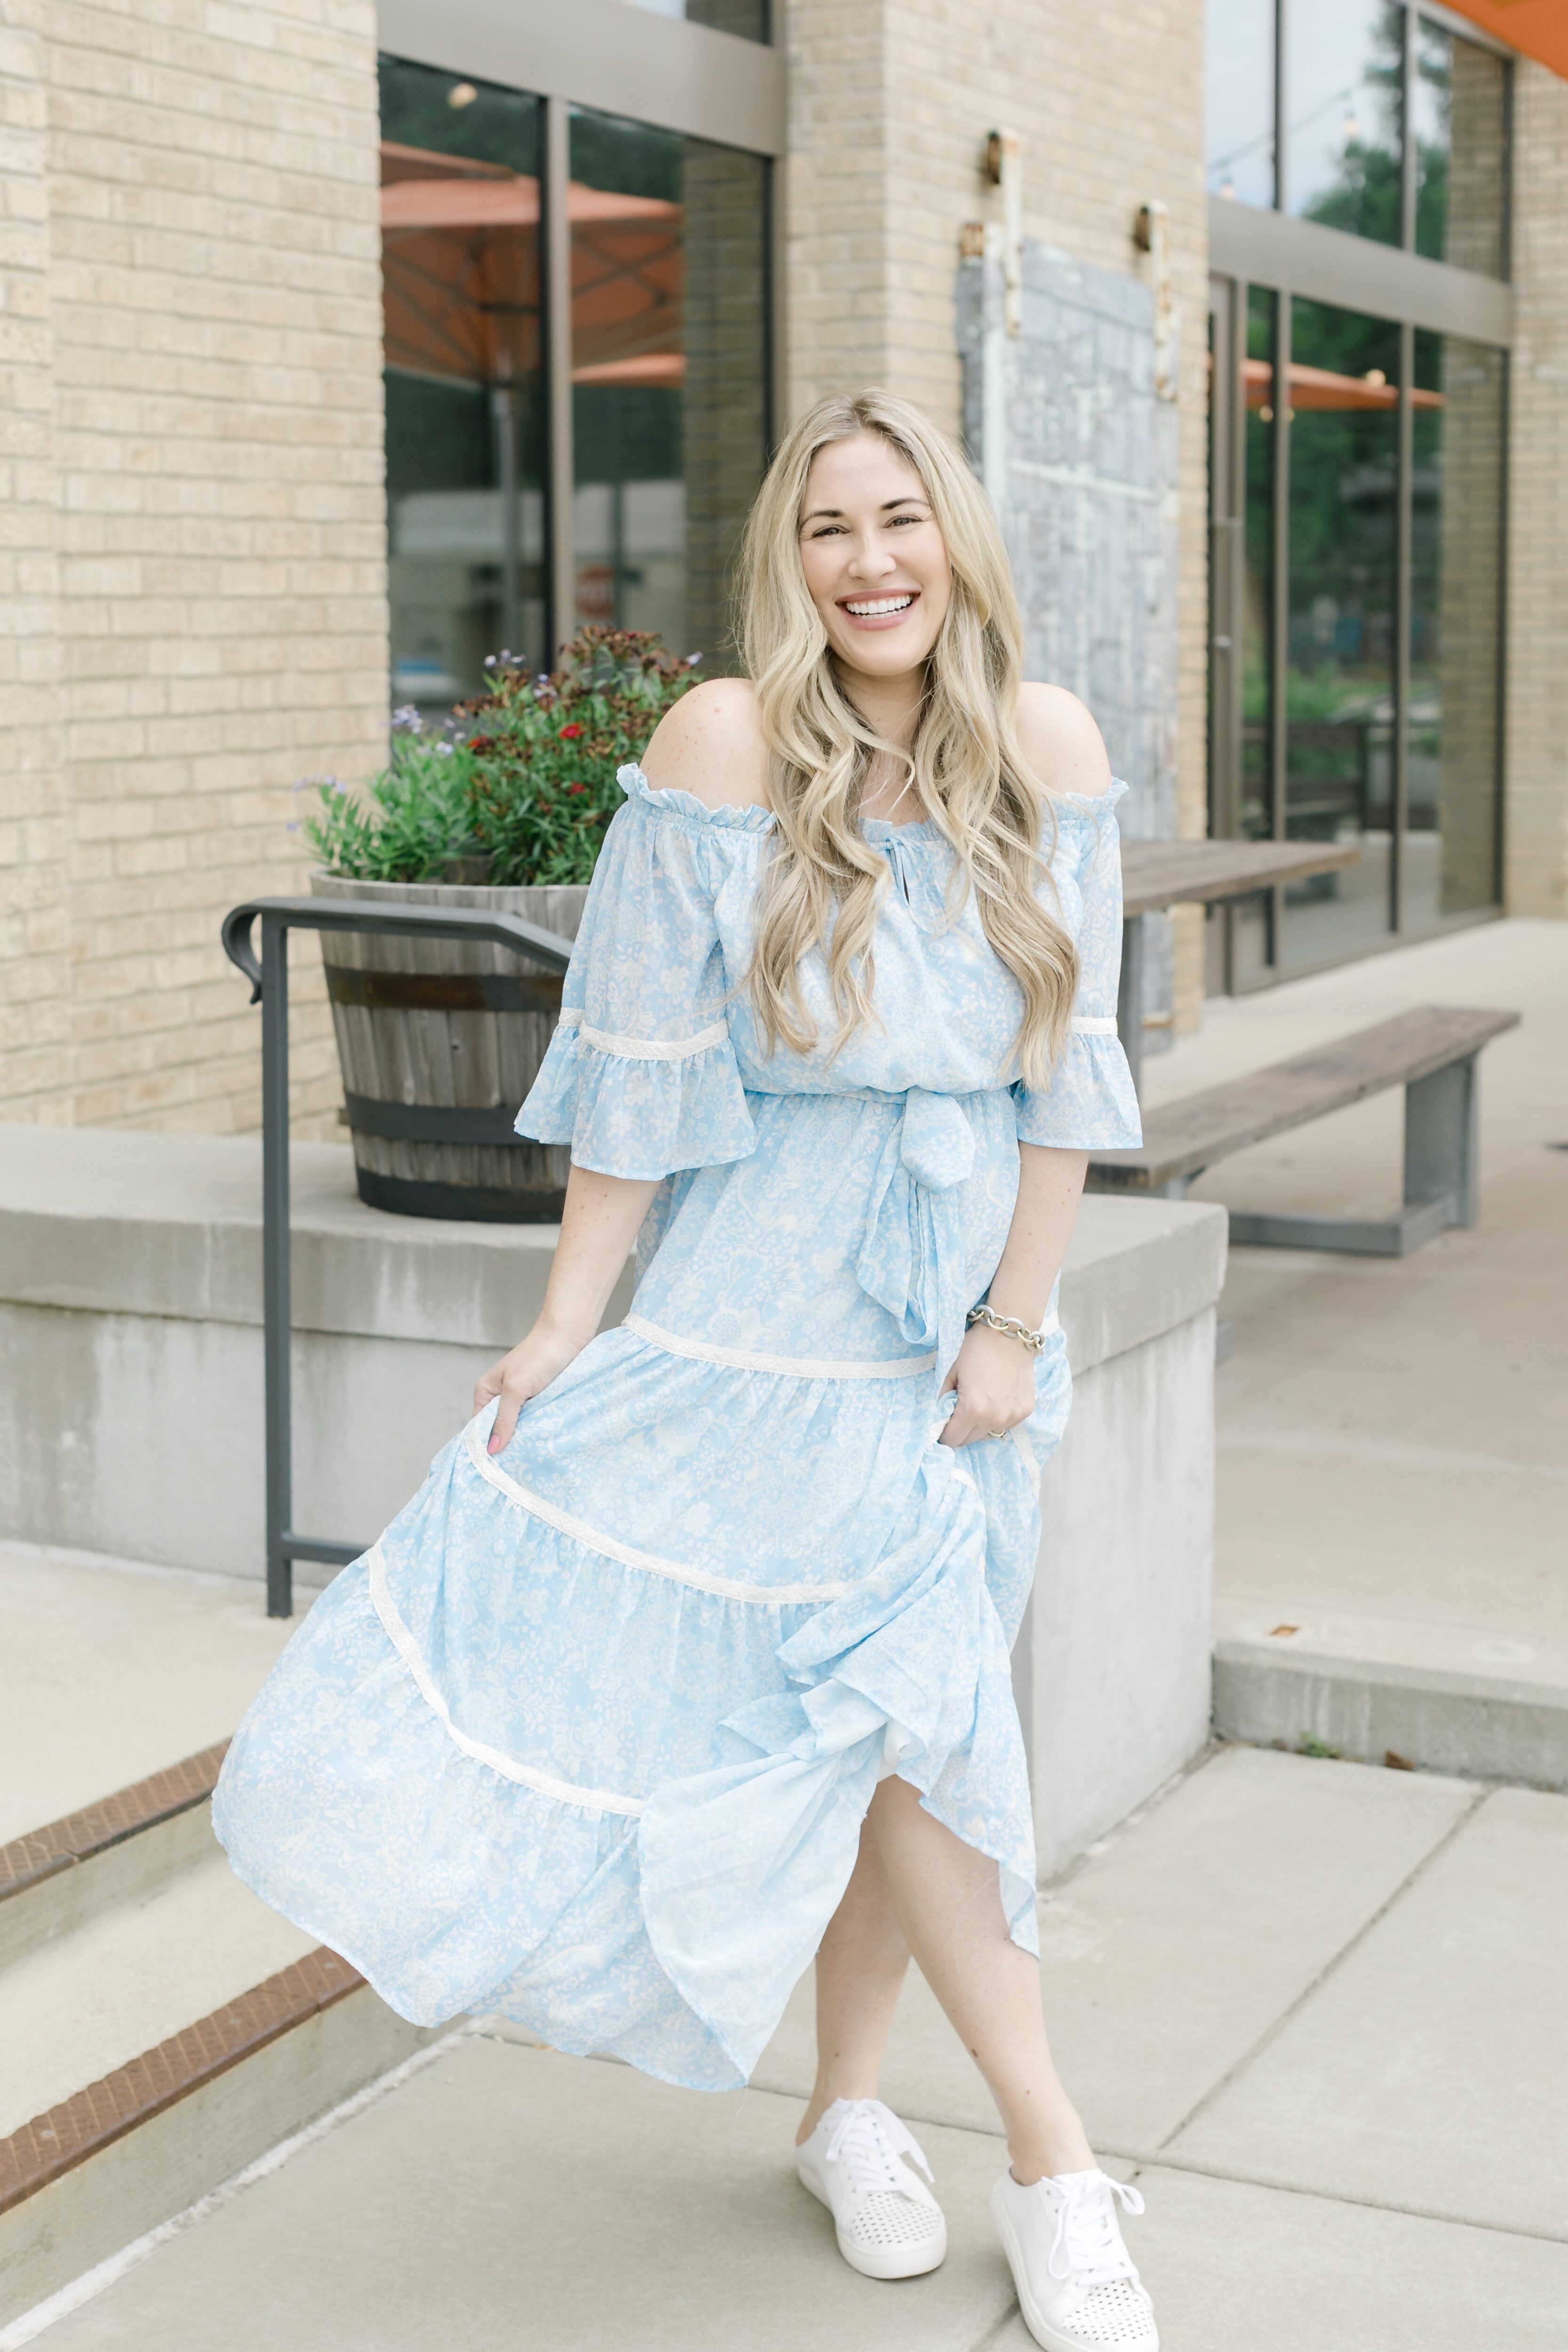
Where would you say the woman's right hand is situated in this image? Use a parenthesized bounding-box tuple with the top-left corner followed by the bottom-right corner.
(474, 1318, 593, 1455)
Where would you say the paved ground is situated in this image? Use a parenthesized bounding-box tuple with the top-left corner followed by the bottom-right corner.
(19, 1743, 1568, 2351)
(1141, 917, 1568, 1692)
(0, 1544, 298, 1843)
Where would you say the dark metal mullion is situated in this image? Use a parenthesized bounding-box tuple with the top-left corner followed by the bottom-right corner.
(765, 153, 784, 458)
(1401, 4, 1418, 253)
(1269, 291, 1292, 967)
(1218, 274, 1248, 993)
(1393, 318, 1415, 933)
(542, 93, 575, 662)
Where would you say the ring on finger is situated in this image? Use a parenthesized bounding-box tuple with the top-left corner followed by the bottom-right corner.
(987, 1426, 1008, 1440)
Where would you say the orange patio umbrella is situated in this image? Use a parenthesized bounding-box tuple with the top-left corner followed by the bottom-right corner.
(381, 143, 685, 391)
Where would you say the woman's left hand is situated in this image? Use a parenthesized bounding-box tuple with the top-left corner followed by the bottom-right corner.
(938, 1321, 1036, 1447)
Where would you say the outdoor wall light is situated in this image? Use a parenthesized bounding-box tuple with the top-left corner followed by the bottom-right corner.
(984, 128, 1021, 338)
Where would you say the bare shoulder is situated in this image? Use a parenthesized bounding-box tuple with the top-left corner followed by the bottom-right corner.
(1015, 682, 1114, 798)
(639, 677, 770, 812)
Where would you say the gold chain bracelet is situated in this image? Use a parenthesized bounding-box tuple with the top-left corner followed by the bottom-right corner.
(965, 1304, 1050, 1356)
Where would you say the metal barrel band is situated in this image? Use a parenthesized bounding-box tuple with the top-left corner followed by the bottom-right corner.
(325, 966, 565, 1015)
(342, 1093, 530, 1147)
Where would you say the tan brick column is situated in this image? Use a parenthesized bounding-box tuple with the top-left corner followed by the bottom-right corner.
(0, 0, 390, 1134)
(1504, 60, 1568, 921)
(781, 0, 1211, 1022)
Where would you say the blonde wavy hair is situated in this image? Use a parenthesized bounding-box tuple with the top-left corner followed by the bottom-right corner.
(739, 388, 1079, 1089)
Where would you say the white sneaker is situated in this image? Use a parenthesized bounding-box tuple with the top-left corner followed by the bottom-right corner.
(796, 2098, 948, 2279)
(991, 2166, 1158, 2350)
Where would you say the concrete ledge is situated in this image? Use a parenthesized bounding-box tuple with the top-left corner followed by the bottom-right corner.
(0, 1125, 1223, 1375)
(0, 1126, 1226, 1884)
(1216, 1640, 1568, 1791)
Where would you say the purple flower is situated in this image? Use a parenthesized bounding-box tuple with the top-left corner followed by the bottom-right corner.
(391, 703, 424, 734)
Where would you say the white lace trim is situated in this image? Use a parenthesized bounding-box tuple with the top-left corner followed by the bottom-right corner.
(1070, 1016, 1121, 1036)
(624, 1313, 938, 1382)
(1008, 1422, 1043, 1500)
(556, 1006, 729, 1061)
(464, 1420, 854, 1605)
(367, 1542, 646, 1817)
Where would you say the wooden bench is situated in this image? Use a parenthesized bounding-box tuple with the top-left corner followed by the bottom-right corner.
(1088, 1004, 1520, 1256)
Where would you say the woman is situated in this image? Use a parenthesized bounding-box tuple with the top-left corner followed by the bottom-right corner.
(215, 389, 1154, 2352)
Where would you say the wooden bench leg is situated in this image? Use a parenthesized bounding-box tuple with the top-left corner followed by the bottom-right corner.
(1405, 1052, 1479, 1229)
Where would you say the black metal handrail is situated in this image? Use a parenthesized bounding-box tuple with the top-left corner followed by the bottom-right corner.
(221, 895, 576, 1617)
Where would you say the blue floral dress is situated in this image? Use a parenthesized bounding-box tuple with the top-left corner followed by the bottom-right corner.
(215, 765, 1140, 2093)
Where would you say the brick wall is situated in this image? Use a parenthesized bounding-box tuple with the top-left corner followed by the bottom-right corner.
(1504, 60, 1568, 921)
(782, 0, 1211, 1025)
(0, 0, 388, 1134)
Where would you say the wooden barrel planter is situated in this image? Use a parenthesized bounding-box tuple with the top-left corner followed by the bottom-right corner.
(311, 871, 588, 1223)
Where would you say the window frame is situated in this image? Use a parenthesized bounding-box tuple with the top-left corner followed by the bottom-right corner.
(377, 0, 784, 656)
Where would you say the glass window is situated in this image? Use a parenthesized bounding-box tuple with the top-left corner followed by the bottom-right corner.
(1208, 0, 1275, 207)
(1407, 331, 1504, 923)
(621, 0, 770, 42)
(1286, 0, 1404, 244)
(1281, 296, 1401, 968)
(380, 57, 548, 711)
(1413, 17, 1509, 277)
(570, 109, 768, 668)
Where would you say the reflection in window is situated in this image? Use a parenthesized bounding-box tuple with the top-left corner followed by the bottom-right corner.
(1409, 333, 1504, 923)
(380, 58, 547, 710)
(569, 109, 768, 669)
(1287, 0, 1405, 240)
(1281, 298, 1403, 967)
(1414, 18, 1509, 277)
(1208, 0, 1275, 207)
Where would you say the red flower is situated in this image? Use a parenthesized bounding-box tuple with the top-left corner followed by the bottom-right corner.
(558, 723, 585, 740)
(567, 782, 587, 796)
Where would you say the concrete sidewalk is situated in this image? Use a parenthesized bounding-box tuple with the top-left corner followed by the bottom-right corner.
(1141, 918, 1568, 1751)
(16, 1743, 1567, 2352)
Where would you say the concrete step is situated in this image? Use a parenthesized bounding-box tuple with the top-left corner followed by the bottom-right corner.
(1216, 1609, 1568, 1789)
(0, 1746, 229, 1972)
(0, 1755, 437, 2330)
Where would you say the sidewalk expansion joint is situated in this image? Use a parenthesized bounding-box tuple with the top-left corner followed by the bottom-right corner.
(1097, 2144, 1568, 2249)
(1150, 1780, 1492, 2155)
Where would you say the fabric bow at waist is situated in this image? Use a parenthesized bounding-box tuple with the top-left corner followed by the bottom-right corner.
(854, 1089, 976, 1379)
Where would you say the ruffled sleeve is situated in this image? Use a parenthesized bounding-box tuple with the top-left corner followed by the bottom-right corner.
(1012, 785, 1143, 1151)
(514, 767, 759, 1180)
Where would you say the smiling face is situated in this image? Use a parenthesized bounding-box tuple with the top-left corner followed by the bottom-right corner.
(797, 431, 953, 684)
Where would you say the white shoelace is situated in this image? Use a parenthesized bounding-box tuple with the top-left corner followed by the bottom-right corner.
(823, 2099, 934, 2196)
(1045, 2170, 1146, 2286)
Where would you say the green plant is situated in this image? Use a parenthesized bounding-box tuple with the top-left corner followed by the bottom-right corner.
(293, 628, 703, 888)
(293, 729, 477, 883)
(462, 628, 702, 886)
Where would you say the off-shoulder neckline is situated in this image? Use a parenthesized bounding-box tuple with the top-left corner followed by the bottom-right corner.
(617, 764, 774, 832)
(617, 763, 1128, 834)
